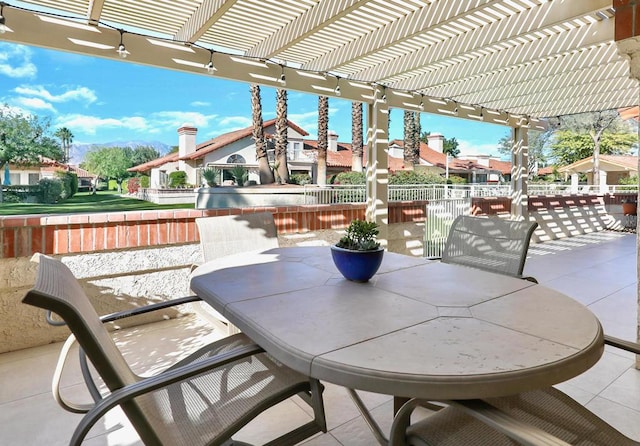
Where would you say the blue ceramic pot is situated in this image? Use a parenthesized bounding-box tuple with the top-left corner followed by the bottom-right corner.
(330, 245, 384, 282)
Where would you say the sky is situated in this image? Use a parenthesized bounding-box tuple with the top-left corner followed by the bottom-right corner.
(0, 41, 511, 162)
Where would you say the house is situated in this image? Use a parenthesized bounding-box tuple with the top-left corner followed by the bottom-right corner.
(557, 155, 638, 188)
(3, 159, 96, 191)
(129, 123, 505, 186)
(128, 119, 312, 187)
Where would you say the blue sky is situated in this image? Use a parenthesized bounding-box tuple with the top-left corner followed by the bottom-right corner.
(0, 41, 510, 161)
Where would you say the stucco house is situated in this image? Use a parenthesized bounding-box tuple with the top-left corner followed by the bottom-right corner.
(557, 155, 638, 188)
(129, 122, 506, 186)
(3, 159, 96, 191)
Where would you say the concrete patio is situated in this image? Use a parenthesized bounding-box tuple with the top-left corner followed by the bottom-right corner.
(0, 230, 638, 445)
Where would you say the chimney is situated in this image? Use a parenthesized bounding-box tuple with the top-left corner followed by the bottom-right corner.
(328, 130, 338, 152)
(427, 133, 444, 153)
(178, 124, 197, 158)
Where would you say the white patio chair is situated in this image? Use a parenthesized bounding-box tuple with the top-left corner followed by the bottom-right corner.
(23, 254, 326, 446)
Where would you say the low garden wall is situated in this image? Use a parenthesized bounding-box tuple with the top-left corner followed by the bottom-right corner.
(0, 194, 634, 353)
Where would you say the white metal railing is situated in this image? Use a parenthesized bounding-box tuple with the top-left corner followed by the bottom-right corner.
(302, 183, 639, 204)
(424, 198, 472, 258)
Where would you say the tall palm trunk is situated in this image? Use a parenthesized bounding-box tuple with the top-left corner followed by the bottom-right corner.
(317, 96, 329, 185)
(351, 102, 363, 172)
(275, 88, 289, 183)
(403, 110, 415, 168)
(251, 85, 274, 184)
(412, 111, 421, 164)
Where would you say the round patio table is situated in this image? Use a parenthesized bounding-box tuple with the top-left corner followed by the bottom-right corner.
(190, 246, 604, 401)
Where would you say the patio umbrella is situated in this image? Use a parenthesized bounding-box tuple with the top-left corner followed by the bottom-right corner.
(3, 164, 10, 186)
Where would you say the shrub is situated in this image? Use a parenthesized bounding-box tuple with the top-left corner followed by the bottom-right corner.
(333, 171, 365, 185)
(289, 173, 312, 185)
(55, 171, 78, 200)
(169, 171, 188, 188)
(39, 178, 63, 204)
(139, 175, 150, 188)
(448, 175, 466, 184)
(229, 166, 248, 186)
(127, 177, 141, 194)
(390, 170, 444, 185)
(201, 168, 219, 187)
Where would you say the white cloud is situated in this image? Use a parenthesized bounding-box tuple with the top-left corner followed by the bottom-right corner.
(150, 111, 217, 129)
(0, 44, 37, 79)
(218, 116, 251, 127)
(191, 100, 211, 107)
(13, 97, 56, 113)
(457, 139, 500, 157)
(13, 85, 97, 104)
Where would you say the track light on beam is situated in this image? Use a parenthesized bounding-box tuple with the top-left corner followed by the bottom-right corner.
(0, 3, 7, 34)
(117, 29, 128, 58)
(205, 49, 216, 74)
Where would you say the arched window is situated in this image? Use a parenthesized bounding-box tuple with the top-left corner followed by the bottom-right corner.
(227, 154, 246, 164)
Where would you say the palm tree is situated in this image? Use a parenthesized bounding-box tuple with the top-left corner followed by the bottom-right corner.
(54, 127, 74, 164)
(251, 84, 274, 184)
(317, 96, 329, 185)
(412, 111, 421, 164)
(275, 88, 289, 183)
(351, 102, 363, 172)
(403, 110, 415, 168)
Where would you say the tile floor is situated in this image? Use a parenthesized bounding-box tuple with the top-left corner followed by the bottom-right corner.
(0, 230, 638, 445)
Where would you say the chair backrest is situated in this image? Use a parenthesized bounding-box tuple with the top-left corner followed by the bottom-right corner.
(424, 197, 472, 258)
(195, 212, 279, 263)
(441, 215, 538, 277)
(22, 255, 161, 443)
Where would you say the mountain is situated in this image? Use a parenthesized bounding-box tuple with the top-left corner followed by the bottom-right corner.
(69, 140, 173, 164)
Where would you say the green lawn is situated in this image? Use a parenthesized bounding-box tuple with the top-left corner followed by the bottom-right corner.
(0, 191, 194, 216)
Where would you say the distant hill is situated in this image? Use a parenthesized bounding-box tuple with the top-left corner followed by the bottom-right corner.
(70, 141, 173, 164)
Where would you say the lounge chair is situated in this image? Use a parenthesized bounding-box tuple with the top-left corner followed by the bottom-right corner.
(22, 254, 326, 446)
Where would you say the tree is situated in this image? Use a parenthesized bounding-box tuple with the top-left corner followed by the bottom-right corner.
(275, 88, 289, 183)
(317, 96, 329, 186)
(412, 112, 421, 163)
(403, 110, 415, 168)
(82, 146, 132, 193)
(0, 107, 63, 201)
(54, 127, 74, 164)
(251, 85, 274, 184)
(130, 145, 160, 167)
(550, 130, 635, 166)
(443, 137, 460, 158)
(555, 110, 632, 186)
(351, 102, 363, 172)
(498, 129, 551, 175)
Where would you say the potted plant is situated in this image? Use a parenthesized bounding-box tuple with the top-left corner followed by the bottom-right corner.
(621, 196, 637, 216)
(330, 219, 384, 282)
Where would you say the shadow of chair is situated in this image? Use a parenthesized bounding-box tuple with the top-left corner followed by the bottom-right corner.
(389, 336, 640, 446)
(22, 254, 326, 446)
(440, 215, 539, 282)
(192, 212, 280, 334)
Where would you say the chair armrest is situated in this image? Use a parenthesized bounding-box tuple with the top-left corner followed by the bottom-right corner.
(519, 275, 538, 283)
(52, 334, 96, 414)
(99, 295, 202, 323)
(604, 334, 640, 354)
(69, 342, 264, 446)
(389, 398, 571, 446)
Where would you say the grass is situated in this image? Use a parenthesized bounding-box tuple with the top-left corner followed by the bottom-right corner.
(0, 191, 194, 216)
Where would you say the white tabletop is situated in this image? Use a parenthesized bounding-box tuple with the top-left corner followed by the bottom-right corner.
(190, 246, 604, 400)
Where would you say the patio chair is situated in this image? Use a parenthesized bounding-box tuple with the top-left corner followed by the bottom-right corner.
(22, 254, 326, 446)
(195, 212, 279, 263)
(193, 212, 279, 333)
(440, 215, 538, 282)
(389, 335, 640, 446)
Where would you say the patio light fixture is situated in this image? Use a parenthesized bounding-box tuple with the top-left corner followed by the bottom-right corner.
(0, 3, 7, 34)
(117, 29, 128, 58)
(419, 94, 425, 111)
(334, 76, 341, 96)
(279, 65, 286, 85)
(205, 49, 215, 74)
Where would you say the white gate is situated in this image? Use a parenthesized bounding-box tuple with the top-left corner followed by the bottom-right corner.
(424, 198, 472, 258)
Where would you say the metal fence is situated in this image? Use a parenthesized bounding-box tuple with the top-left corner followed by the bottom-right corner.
(303, 183, 639, 204)
(423, 198, 472, 258)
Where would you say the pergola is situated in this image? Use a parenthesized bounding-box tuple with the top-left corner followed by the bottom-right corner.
(0, 0, 638, 238)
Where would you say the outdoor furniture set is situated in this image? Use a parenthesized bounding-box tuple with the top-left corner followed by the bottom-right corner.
(20, 213, 640, 445)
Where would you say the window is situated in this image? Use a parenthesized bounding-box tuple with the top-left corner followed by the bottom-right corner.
(227, 154, 246, 164)
(28, 173, 40, 185)
(9, 173, 20, 185)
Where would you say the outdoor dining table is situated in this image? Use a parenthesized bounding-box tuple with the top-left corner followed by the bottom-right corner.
(189, 246, 604, 444)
